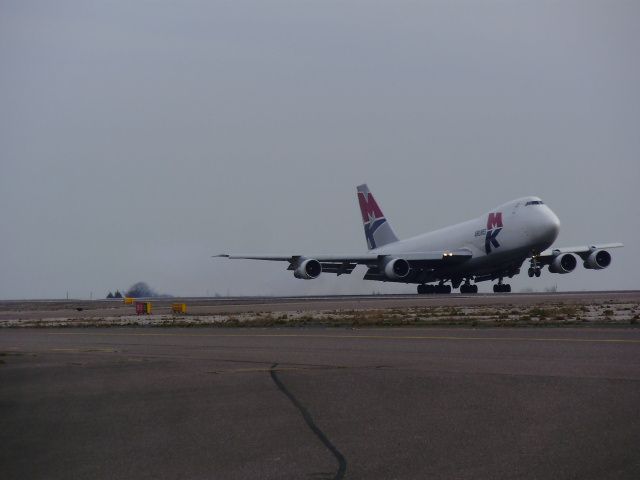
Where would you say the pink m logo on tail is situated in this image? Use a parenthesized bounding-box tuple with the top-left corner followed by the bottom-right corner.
(358, 192, 384, 224)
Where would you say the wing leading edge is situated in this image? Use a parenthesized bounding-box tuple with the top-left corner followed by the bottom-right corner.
(538, 243, 623, 261)
(215, 249, 472, 277)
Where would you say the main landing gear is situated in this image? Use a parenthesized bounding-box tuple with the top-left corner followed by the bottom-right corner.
(460, 283, 478, 294)
(417, 283, 451, 294)
(418, 281, 478, 294)
(493, 280, 511, 293)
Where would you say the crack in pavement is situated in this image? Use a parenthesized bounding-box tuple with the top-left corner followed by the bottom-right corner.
(269, 362, 347, 480)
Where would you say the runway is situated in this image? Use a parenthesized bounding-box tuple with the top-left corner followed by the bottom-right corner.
(1, 290, 639, 323)
(2, 327, 640, 479)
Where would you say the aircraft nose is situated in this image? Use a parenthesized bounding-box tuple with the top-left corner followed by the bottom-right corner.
(539, 208, 560, 245)
(525, 206, 560, 248)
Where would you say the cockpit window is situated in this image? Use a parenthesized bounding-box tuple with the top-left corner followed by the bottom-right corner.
(525, 200, 544, 206)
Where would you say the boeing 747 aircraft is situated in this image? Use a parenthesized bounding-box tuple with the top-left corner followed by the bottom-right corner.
(216, 185, 623, 294)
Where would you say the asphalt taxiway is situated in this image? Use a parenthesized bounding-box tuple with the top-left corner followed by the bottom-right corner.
(1, 327, 639, 479)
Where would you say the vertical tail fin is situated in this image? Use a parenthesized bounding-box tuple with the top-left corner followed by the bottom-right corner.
(357, 184, 399, 250)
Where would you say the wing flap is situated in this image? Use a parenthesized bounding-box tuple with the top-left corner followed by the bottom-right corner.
(214, 254, 296, 261)
(216, 253, 377, 263)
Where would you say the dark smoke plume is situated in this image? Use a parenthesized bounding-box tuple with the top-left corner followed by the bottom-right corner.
(125, 281, 170, 298)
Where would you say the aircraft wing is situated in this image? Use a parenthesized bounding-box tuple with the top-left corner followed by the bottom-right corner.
(214, 249, 472, 276)
(214, 254, 377, 263)
(538, 242, 623, 261)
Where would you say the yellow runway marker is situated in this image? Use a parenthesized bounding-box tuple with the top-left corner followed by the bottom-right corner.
(47, 331, 640, 345)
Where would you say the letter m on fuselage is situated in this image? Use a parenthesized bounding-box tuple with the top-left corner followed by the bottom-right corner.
(487, 212, 503, 230)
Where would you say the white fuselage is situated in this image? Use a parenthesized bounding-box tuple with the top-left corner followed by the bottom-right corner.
(372, 196, 561, 277)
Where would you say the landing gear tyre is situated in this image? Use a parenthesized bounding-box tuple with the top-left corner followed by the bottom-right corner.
(418, 284, 436, 294)
(535, 269, 541, 278)
(528, 268, 534, 278)
(493, 284, 511, 293)
(461, 284, 478, 294)
(435, 284, 451, 294)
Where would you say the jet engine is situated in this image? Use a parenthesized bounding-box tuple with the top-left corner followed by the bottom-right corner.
(382, 257, 411, 280)
(293, 258, 322, 279)
(584, 250, 611, 270)
(548, 253, 577, 274)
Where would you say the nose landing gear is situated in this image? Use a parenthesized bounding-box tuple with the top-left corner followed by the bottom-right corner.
(528, 256, 542, 277)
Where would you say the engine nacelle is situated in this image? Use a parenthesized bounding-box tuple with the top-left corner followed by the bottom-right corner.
(293, 258, 322, 279)
(584, 250, 611, 270)
(382, 257, 411, 280)
(548, 253, 577, 274)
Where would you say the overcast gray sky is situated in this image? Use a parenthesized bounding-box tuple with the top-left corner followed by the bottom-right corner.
(1, 0, 638, 299)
